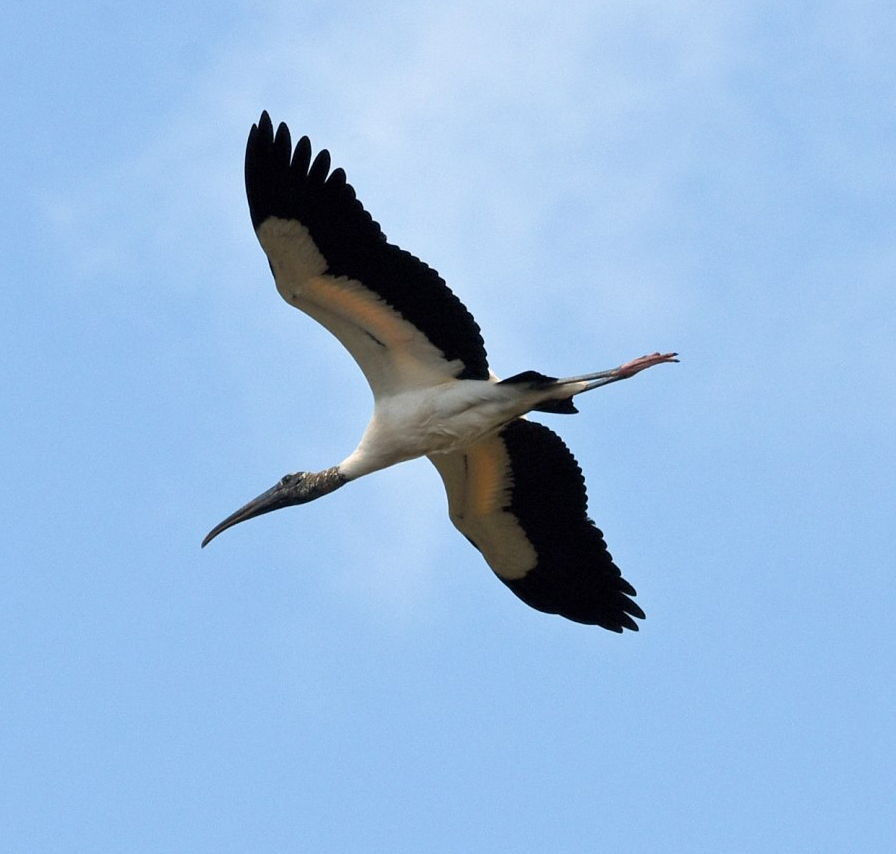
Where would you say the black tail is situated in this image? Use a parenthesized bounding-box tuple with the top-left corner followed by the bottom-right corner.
(498, 370, 579, 415)
(533, 398, 578, 414)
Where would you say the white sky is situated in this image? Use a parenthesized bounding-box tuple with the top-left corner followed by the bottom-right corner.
(3, 1, 895, 851)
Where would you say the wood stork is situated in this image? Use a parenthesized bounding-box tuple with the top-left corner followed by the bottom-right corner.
(203, 112, 677, 631)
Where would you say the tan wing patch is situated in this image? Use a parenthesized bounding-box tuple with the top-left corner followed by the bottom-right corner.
(430, 436, 537, 580)
(256, 217, 463, 394)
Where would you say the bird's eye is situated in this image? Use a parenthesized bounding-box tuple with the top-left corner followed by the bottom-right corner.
(281, 474, 293, 485)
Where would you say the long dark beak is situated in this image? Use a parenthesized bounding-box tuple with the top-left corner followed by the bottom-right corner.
(201, 481, 292, 548)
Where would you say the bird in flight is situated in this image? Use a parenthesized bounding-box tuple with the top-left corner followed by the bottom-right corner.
(203, 112, 677, 631)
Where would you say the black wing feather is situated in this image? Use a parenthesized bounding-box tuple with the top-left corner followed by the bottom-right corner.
(245, 112, 489, 380)
(499, 419, 644, 631)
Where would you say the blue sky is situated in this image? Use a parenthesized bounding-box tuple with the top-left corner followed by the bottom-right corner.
(3, 1, 895, 851)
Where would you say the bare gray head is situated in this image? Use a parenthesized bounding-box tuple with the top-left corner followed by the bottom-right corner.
(201, 467, 345, 547)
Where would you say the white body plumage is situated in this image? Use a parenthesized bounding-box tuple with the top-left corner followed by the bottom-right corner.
(341, 378, 587, 479)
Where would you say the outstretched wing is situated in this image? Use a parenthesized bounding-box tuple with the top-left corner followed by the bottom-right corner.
(428, 419, 644, 630)
(245, 112, 489, 397)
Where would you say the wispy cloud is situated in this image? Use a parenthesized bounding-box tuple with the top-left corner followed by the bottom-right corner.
(37, 0, 896, 601)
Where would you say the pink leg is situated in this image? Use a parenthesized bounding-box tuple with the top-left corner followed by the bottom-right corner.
(570, 351, 679, 391)
(616, 351, 679, 378)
